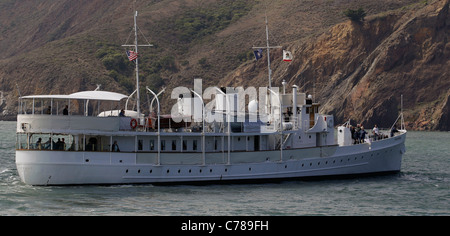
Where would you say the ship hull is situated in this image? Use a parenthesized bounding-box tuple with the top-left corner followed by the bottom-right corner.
(16, 132, 406, 186)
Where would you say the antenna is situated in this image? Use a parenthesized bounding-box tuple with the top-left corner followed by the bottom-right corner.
(313, 82, 316, 103)
(390, 94, 406, 131)
(400, 94, 405, 130)
(16, 83, 22, 97)
(0, 91, 4, 106)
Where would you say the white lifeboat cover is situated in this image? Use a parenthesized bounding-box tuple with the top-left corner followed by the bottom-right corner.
(21, 91, 128, 102)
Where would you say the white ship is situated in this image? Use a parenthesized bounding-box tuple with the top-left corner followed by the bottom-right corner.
(15, 12, 406, 186)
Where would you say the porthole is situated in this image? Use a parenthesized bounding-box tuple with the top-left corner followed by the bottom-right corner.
(210, 169, 213, 173)
(310, 163, 312, 166)
(225, 168, 228, 172)
(150, 169, 152, 174)
(318, 162, 320, 165)
(249, 167, 252, 171)
(126, 169, 128, 173)
(284, 165, 287, 169)
(189, 169, 192, 173)
(138, 169, 141, 173)
(167, 169, 170, 173)
(178, 169, 181, 173)
(302, 163, 304, 167)
(199, 169, 202, 173)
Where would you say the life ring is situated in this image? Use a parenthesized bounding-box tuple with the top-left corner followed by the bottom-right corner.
(130, 118, 138, 129)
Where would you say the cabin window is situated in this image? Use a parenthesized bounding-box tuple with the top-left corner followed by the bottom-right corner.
(161, 140, 166, 150)
(193, 140, 197, 151)
(214, 139, 218, 150)
(183, 140, 187, 151)
(150, 140, 155, 150)
(172, 140, 177, 150)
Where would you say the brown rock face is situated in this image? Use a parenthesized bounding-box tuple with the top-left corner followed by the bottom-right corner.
(224, 0, 450, 130)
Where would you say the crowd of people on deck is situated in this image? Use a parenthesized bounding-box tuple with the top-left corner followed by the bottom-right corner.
(349, 124, 399, 144)
(35, 137, 66, 150)
(32, 136, 122, 152)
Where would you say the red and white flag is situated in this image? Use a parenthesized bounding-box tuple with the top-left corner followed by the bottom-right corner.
(126, 50, 138, 61)
(283, 50, 293, 62)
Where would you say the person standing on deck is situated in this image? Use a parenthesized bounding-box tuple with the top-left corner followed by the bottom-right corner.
(372, 124, 379, 141)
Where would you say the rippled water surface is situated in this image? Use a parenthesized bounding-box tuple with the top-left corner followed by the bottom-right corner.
(0, 121, 448, 215)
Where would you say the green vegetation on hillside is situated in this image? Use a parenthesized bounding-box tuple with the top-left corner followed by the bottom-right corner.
(165, 0, 254, 43)
(343, 8, 367, 22)
(94, 42, 172, 93)
(90, 0, 254, 94)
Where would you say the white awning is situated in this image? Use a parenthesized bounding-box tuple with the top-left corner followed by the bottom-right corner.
(20, 91, 128, 102)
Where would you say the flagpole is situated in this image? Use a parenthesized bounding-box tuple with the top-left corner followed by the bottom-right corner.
(134, 11, 141, 117)
(252, 14, 281, 129)
(122, 10, 153, 120)
(265, 15, 272, 91)
(252, 17, 281, 84)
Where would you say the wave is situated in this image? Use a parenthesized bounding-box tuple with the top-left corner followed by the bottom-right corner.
(400, 171, 450, 185)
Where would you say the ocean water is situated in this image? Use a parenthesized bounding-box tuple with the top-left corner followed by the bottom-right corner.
(0, 120, 448, 216)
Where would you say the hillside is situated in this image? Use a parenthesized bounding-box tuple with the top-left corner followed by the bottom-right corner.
(223, 0, 449, 130)
(0, 0, 448, 130)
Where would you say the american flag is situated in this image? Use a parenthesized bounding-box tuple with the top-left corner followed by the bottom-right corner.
(126, 50, 138, 61)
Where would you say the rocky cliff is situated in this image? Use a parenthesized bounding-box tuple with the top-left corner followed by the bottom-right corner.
(223, 0, 449, 130)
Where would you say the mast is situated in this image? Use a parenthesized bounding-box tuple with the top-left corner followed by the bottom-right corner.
(122, 11, 153, 117)
(253, 14, 281, 90)
(134, 11, 141, 116)
(252, 14, 282, 128)
(265, 16, 272, 90)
